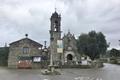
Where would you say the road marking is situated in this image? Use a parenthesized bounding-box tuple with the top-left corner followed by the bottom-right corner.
(74, 76, 102, 80)
(96, 78, 103, 80)
(93, 78, 103, 80)
(43, 79, 48, 80)
(74, 76, 90, 80)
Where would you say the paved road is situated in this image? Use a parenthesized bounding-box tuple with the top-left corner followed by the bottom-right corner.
(0, 63, 120, 80)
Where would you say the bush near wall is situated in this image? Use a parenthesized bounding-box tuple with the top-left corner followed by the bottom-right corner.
(0, 47, 9, 66)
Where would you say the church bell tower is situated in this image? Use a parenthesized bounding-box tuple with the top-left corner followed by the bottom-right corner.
(49, 11, 61, 65)
(50, 11, 61, 40)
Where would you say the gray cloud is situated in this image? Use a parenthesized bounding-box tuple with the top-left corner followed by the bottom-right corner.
(0, 0, 120, 49)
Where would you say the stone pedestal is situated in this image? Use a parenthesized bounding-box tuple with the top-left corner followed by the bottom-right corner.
(41, 65, 61, 75)
(48, 65, 55, 72)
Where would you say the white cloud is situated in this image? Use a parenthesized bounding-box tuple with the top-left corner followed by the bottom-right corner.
(0, 0, 120, 49)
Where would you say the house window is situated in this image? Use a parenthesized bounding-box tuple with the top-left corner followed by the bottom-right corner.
(23, 47, 29, 54)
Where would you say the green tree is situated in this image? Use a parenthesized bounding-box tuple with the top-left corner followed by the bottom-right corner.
(88, 31, 98, 60)
(77, 33, 89, 55)
(110, 48, 120, 57)
(0, 47, 9, 66)
(77, 31, 107, 60)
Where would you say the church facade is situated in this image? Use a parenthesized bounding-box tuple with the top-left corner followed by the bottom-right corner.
(63, 31, 80, 65)
(49, 11, 81, 66)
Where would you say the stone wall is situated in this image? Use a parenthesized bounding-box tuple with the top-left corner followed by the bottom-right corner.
(8, 38, 43, 68)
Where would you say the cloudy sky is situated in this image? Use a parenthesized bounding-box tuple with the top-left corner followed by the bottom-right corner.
(0, 0, 120, 49)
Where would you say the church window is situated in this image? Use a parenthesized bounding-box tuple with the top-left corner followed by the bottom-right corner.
(54, 20, 58, 31)
(68, 46, 72, 51)
(55, 20, 58, 24)
(23, 47, 29, 54)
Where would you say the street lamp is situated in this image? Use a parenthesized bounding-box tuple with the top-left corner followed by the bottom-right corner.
(119, 40, 120, 46)
(107, 42, 110, 48)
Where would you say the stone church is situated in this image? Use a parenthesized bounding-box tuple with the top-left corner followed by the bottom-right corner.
(63, 31, 80, 65)
(49, 11, 80, 66)
(8, 11, 80, 68)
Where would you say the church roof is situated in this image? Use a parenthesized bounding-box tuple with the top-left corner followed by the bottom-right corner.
(63, 31, 75, 38)
(67, 31, 72, 37)
(51, 11, 60, 18)
(10, 38, 43, 47)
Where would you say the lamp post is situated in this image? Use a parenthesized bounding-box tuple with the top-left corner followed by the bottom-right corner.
(43, 41, 48, 57)
(118, 40, 120, 46)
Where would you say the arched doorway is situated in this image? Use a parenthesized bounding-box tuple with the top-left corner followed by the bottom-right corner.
(67, 54, 73, 60)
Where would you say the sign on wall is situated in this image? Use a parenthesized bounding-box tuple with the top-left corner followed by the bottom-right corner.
(57, 40, 63, 53)
(33, 57, 41, 62)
